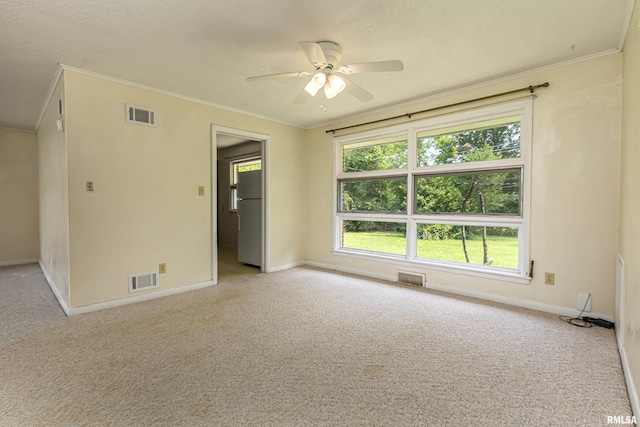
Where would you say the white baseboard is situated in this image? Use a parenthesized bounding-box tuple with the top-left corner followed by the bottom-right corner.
(38, 260, 70, 315)
(620, 343, 639, 418)
(421, 280, 614, 323)
(0, 258, 38, 267)
(305, 260, 397, 282)
(266, 260, 306, 273)
(67, 280, 215, 316)
(304, 260, 614, 322)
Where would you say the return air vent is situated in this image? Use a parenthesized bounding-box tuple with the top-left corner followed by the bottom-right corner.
(397, 270, 426, 287)
(129, 272, 158, 293)
(126, 104, 156, 127)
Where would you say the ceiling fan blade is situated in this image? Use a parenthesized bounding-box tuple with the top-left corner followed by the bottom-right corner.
(342, 76, 374, 102)
(247, 70, 311, 82)
(299, 41, 328, 68)
(336, 60, 404, 75)
(293, 86, 313, 105)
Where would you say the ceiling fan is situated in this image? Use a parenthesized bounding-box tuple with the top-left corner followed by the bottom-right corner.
(246, 41, 404, 105)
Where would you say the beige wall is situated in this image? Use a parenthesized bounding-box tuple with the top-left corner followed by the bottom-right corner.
(0, 129, 39, 264)
(63, 70, 306, 308)
(620, 0, 640, 413)
(217, 141, 262, 249)
(306, 53, 622, 317)
(37, 75, 70, 306)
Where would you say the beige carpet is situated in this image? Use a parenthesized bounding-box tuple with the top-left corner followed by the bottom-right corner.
(0, 263, 633, 426)
(217, 246, 260, 282)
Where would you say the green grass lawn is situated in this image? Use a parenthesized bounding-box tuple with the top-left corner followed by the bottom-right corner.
(343, 231, 518, 269)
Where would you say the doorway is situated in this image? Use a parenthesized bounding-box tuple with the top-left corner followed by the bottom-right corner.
(211, 126, 269, 284)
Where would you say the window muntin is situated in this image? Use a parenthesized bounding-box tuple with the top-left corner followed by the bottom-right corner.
(342, 135, 408, 173)
(416, 224, 519, 270)
(417, 117, 520, 167)
(339, 178, 407, 213)
(341, 220, 406, 256)
(414, 169, 521, 215)
(334, 101, 531, 280)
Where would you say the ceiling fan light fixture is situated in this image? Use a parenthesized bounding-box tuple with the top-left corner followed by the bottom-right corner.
(328, 74, 346, 94)
(312, 72, 327, 87)
(304, 80, 320, 96)
(324, 83, 338, 99)
(324, 74, 346, 99)
(304, 72, 327, 96)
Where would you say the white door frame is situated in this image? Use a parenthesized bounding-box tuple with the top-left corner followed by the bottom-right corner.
(211, 125, 270, 284)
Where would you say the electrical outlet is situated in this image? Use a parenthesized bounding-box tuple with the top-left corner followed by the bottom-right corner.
(544, 272, 555, 285)
(86, 181, 94, 192)
(159, 263, 166, 274)
(198, 186, 205, 196)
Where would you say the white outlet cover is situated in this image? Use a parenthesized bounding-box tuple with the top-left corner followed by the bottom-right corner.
(578, 293, 592, 312)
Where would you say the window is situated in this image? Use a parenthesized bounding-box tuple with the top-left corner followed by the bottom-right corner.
(230, 157, 261, 211)
(342, 220, 407, 256)
(343, 135, 408, 172)
(340, 178, 407, 213)
(334, 100, 532, 282)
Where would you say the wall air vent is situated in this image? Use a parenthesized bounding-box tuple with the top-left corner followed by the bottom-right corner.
(129, 271, 158, 293)
(126, 104, 156, 127)
(397, 270, 426, 287)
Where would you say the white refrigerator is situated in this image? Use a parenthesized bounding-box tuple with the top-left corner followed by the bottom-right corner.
(237, 170, 262, 267)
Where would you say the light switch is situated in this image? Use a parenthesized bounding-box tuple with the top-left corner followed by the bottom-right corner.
(198, 186, 205, 196)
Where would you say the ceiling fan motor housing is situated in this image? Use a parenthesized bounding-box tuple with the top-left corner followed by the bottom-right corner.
(317, 41, 342, 69)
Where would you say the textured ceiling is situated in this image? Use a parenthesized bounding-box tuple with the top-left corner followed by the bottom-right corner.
(0, 0, 633, 132)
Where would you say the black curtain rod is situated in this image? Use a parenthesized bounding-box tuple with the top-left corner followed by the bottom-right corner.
(325, 82, 550, 134)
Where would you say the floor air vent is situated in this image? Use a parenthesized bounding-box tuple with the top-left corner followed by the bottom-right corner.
(397, 270, 426, 287)
(129, 272, 158, 293)
(126, 104, 156, 126)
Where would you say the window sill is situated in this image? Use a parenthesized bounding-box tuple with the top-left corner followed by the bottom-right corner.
(332, 248, 531, 285)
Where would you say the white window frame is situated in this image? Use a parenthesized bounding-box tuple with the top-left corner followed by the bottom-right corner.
(333, 99, 532, 284)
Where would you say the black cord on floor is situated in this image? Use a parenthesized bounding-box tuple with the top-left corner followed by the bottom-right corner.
(559, 293, 592, 328)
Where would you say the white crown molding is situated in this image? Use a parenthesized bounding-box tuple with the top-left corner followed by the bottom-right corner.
(34, 64, 64, 133)
(56, 64, 301, 130)
(312, 49, 621, 132)
(618, 0, 636, 51)
(34, 48, 624, 134)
